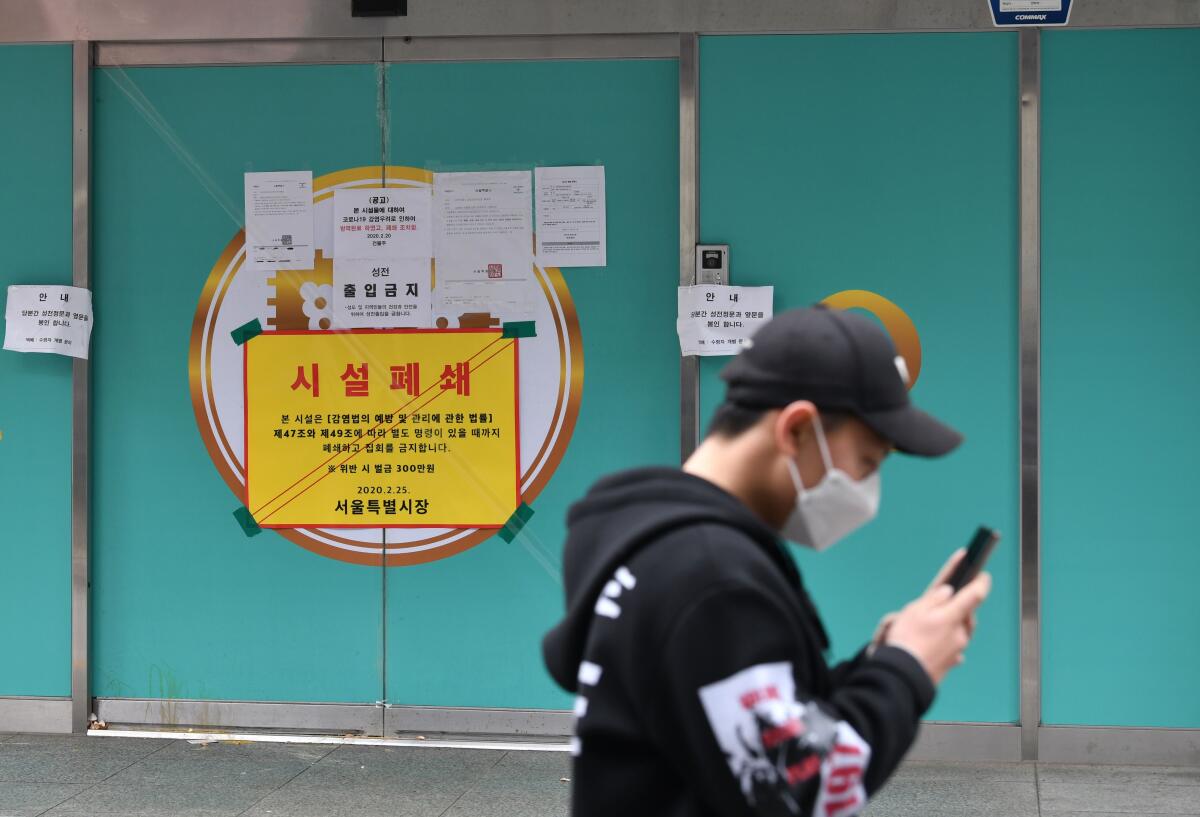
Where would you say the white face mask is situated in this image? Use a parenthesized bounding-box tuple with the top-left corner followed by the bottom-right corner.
(781, 415, 881, 551)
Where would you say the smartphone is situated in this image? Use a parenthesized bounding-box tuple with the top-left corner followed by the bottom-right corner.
(946, 527, 1000, 592)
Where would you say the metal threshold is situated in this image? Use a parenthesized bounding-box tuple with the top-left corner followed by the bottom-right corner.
(89, 725, 571, 752)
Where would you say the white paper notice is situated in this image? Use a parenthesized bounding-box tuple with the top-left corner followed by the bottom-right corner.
(334, 188, 433, 260)
(1000, 0, 1061, 10)
(4, 285, 94, 359)
(244, 171, 315, 270)
(535, 165, 606, 267)
(677, 285, 774, 357)
(434, 171, 533, 259)
(434, 254, 537, 326)
(333, 258, 432, 329)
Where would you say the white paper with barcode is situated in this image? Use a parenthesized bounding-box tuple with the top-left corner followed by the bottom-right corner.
(535, 165, 606, 268)
(243, 171, 315, 270)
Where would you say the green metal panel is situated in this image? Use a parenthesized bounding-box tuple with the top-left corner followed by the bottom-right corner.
(383, 59, 680, 708)
(699, 34, 1020, 723)
(1042, 29, 1200, 728)
(0, 44, 73, 697)
(91, 64, 384, 702)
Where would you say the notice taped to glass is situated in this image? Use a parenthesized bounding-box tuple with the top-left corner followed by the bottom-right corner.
(243, 329, 520, 529)
(3, 285, 93, 359)
(535, 165, 606, 267)
(243, 171, 315, 270)
(332, 257, 432, 329)
(334, 187, 433, 260)
(677, 285, 774, 357)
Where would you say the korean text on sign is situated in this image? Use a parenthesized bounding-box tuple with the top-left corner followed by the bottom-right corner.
(244, 329, 520, 528)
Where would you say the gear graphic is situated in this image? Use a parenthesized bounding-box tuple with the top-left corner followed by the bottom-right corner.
(265, 250, 334, 330)
(299, 282, 333, 329)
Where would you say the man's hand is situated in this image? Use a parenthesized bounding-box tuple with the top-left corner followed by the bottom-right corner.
(883, 549, 992, 685)
(870, 550, 976, 649)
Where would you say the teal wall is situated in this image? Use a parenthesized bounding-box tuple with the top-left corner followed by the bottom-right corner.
(0, 44, 73, 698)
(383, 59, 680, 708)
(92, 64, 384, 702)
(699, 34, 1021, 723)
(1042, 29, 1200, 728)
(10, 31, 1196, 729)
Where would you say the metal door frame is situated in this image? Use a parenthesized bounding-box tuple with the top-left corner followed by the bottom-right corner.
(77, 32, 681, 743)
(79, 32, 1028, 758)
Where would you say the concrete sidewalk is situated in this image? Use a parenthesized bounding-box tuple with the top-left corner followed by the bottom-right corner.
(1, 732, 1197, 816)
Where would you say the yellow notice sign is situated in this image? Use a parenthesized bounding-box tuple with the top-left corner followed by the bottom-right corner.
(244, 329, 519, 529)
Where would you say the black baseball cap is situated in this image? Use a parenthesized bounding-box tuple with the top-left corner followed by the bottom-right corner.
(720, 305, 962, 457)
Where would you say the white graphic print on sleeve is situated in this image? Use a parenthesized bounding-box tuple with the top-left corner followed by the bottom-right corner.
(572, 660, 604, 757)
(594, 566, 637, 619)
(698, 661, 871, 817)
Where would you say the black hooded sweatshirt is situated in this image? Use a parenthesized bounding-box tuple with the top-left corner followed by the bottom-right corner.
(543, 467, 935, 817)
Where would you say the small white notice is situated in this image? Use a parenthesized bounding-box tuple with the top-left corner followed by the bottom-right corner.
(244, 171, 315, 270)
(434, 170, 533, 259)
(4, 285, 94, 359)
(334, 188, 433, 260)
(535, 165, 606, 267)
(999, 0, 1061, 10)
(333, 257, 432, 329)
(677, 285, 774, 357)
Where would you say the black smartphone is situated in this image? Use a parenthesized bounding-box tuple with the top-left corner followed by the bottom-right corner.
(946, 527, 1000, 592)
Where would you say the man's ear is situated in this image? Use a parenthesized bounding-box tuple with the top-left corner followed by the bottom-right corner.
(774, 401, 817, 458)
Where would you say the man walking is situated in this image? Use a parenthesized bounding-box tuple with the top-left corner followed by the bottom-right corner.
(543, 305, 991, 817)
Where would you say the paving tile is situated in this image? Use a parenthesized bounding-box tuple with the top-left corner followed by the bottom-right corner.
(0, 735, 175, 784)
(39, 811, 236, 817)
(1042, 813, 1200, 817)
(40, 779, 276, 816)
(0, 782, 90, 817)
(105, 739, 332, 788)
(488, 751, 571, 774)
(240, 785, 462, 817)
(864, 778, 1038, 817)
(442, 751, 570, 817)
(1039, 781, 1200, 815)
(299, 745, 504, 786)
(441, 783, 569, 817)
(894, 760, 1035, 783)
(1038, 764, 1200, 787)
(240, 746, 509, 817)
(444, 751, 570, 816)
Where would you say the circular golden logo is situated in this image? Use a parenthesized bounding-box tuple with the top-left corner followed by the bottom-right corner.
(189, 166, 584, 565)
(821, 289, 921, 389)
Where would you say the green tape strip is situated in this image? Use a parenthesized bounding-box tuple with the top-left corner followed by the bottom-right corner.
(233, 505, 263, 538)
(231, 318, 263, 346)
(498, 502, 534, 543)
(501, 320, 536, 339)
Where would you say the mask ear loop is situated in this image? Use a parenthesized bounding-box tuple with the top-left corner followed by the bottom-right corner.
(785, 457, 806, 502)
(790, 412, 833, 502)
(810, 412, 834, 473)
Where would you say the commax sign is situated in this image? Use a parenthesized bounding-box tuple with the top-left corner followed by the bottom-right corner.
(989, 0, 1073, 26)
